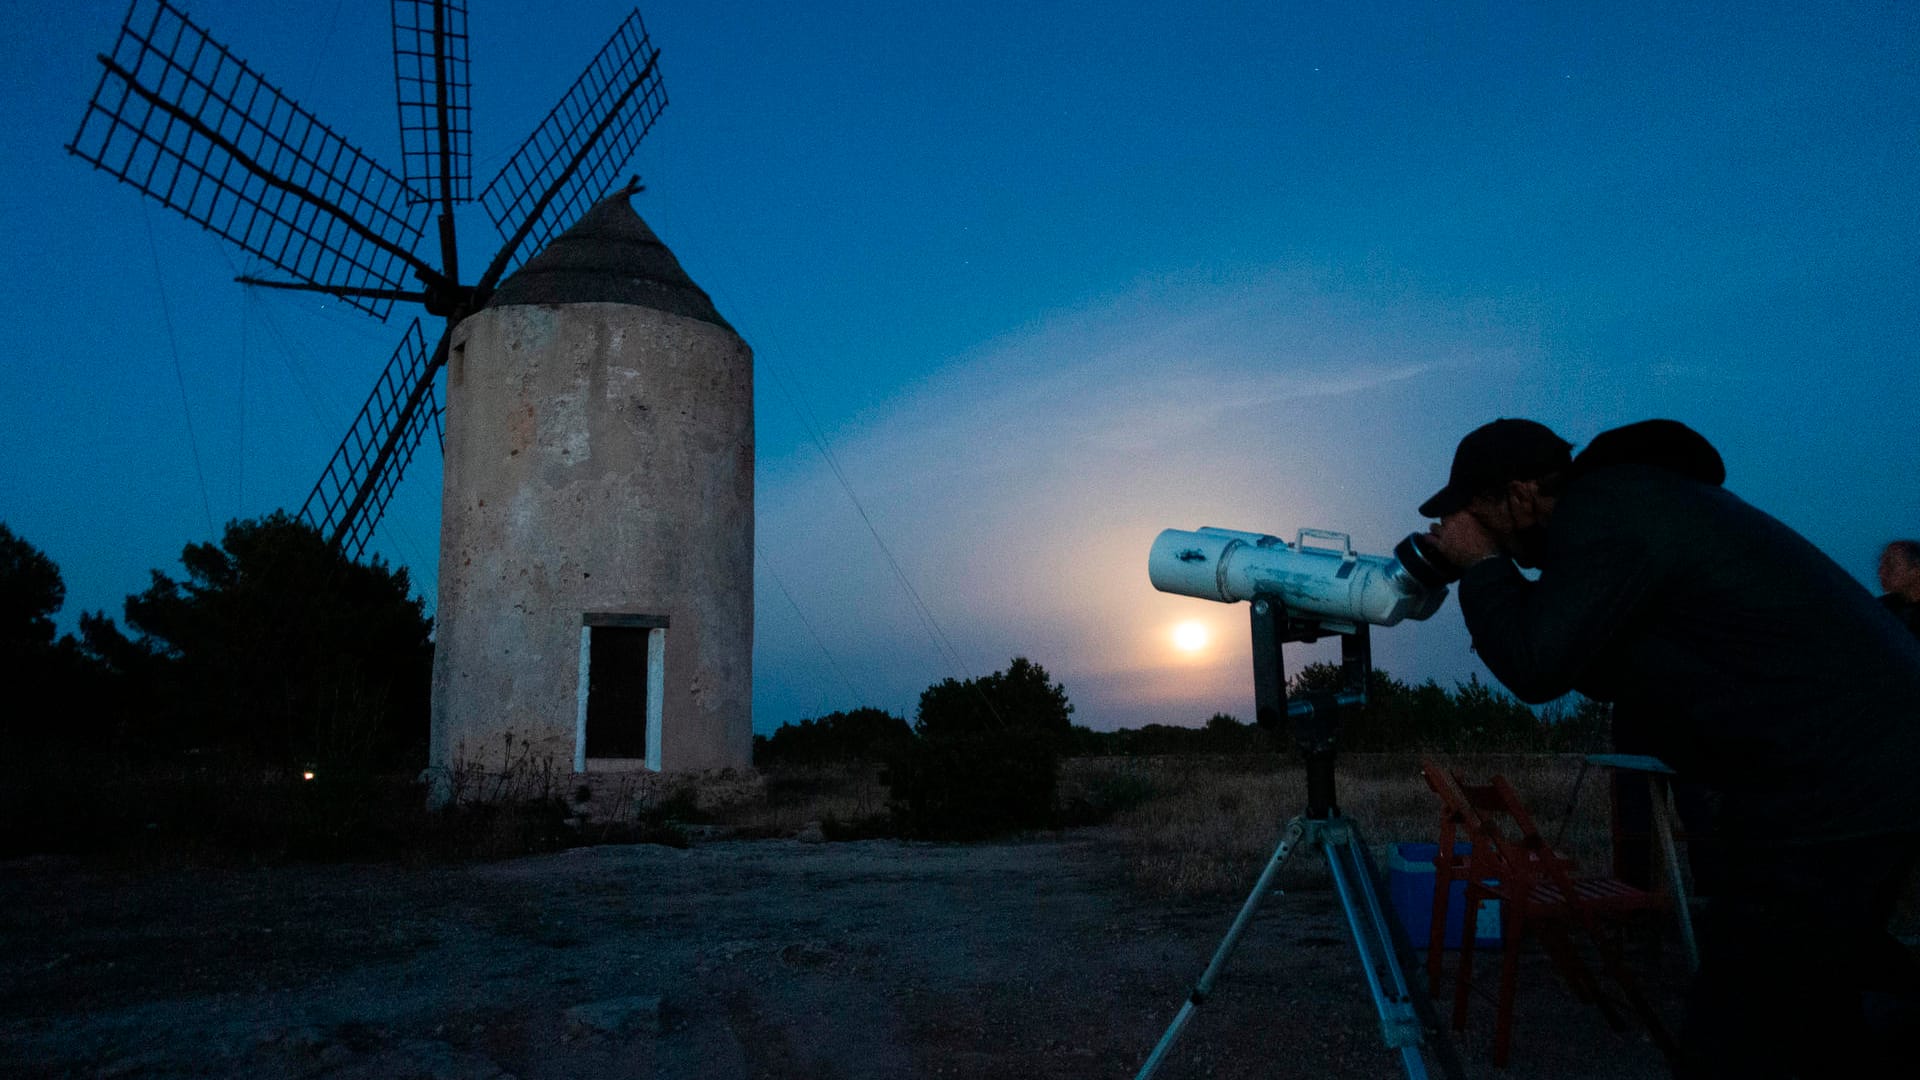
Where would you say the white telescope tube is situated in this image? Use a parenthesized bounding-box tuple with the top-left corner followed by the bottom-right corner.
(1148, 526, 1448, 627)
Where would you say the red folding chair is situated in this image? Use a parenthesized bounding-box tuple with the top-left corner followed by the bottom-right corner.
(1419, 759, 1675, 1067)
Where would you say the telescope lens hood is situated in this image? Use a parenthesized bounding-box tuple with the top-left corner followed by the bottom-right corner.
(1393, 533, 1459, 589)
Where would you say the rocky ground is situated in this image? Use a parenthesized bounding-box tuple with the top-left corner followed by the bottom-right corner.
(0, 831, 1687, 1079)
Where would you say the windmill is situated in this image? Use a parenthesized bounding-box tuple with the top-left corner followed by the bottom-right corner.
(72, 1, 755, 784)
(68, 0, 670, 560)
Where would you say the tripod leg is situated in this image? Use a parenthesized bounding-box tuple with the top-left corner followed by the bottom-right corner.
(1134, 817, 1308, 1080)
(1337, 822, 1469, 1080)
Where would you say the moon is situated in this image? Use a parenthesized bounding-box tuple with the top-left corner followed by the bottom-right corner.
(1172, 620, 1210, 654)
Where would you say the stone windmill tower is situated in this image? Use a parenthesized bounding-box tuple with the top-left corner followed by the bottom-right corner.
(68, 3, 753, 790)
(432, 188, 753, 788)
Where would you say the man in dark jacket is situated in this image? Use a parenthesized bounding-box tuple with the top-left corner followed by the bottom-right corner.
(1418, 418, 1920, 1078)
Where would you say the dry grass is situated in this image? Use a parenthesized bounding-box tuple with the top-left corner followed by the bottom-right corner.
(680, 754, 1920, 935)
(706, 762, 893, 837)
(713, 753, 1616, 898)
(1077, 753, 1616, 899)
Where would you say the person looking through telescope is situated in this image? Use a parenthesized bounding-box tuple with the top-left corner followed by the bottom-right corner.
(1416, 417, 1920, 1078)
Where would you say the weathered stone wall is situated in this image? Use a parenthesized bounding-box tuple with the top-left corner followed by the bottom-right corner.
(429, 301, 753, 791)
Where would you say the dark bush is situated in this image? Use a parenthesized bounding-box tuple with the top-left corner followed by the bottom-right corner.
(1057, 766, 1159, 826)
(882, 657, 1074, 839)
(883, 727, 1061, 840)
(0, 523, 126, 760)
(0, 760, 416, 862)
(753, 706, 912, 766)
(915, 656, 1072, 741)
(1283, 663, 1607, 753)
(83, 512, 433, 771)
(0, 756, 704, 864)
(1063, 716, 1275, 757)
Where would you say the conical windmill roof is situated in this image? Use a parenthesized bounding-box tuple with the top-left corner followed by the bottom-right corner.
(485, 191, 731, 330)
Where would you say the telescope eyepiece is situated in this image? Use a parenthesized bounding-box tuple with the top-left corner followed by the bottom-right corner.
(1392, 533, 1460, 589)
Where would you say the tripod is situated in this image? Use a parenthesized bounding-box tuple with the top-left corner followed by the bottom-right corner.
(1135, 597, 1464, 1080)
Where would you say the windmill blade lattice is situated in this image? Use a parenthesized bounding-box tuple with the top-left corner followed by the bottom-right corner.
(71, 1, 673, 561)
(301, 319, 444, 559)
(391, 0, 472, 207)
(69, 0, 435, 320)
(478, 8, 665, 286)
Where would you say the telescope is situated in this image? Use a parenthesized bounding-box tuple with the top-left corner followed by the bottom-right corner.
(1148, 526, 1453, 630)
(1136, 525, 1466, 1080)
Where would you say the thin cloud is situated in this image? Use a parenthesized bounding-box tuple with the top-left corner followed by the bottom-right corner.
(755, 270, 1514, 728)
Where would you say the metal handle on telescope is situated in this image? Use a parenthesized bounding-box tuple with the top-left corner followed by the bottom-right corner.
(1296, 528, 1358, 561)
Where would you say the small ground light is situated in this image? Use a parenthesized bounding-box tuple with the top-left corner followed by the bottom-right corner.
(302, 770, 315, 781)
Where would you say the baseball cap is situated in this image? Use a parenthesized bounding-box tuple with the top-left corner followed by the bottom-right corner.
(1419, 419, 1574, 518)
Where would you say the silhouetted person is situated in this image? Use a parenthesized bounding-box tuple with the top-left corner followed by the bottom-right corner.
(1880, 539, 1920, 639)
(1417, 417, 1920, 1078)
(1573, 424, 1725, 900)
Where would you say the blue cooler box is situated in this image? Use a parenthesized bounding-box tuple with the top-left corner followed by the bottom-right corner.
(1387, 842, 1502, 949)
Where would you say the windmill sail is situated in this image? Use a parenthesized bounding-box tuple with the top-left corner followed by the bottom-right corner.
(478, 8, 666, 287)
(301, 320, 443, 559)
(72, 1, 673, 561)
(69, 0, 435, 319)
(391, 0, 472, 207)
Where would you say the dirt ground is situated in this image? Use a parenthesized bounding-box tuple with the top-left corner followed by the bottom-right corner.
(0, 830, 1689, 1080)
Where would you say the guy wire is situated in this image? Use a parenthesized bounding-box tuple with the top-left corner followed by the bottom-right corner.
(142, 206, 217, 537)
(698, 270, 1009, 729)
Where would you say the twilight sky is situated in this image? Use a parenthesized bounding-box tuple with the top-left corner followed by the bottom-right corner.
(2, 1, 1915, 732)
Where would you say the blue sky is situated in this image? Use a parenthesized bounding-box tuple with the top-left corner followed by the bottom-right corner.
(2, 1, 1916, 731)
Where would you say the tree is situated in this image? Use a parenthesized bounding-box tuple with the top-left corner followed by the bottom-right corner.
(1285, 663, 1424, 751)
(96, 512, 433, 769)
(0, 522, 63, 654)
(1200, 712, 1266, 753)
(1539, 694, 1611, 753)
(1408, 678, 1458, 747)
(0, 523, 112, 752)
(887, 658, 1076, 839)
(1204, 712, 1244, 734)
(754, 706, 912, 765)
(915, 656, 1073, 741)
(1451, 673, 1540, 750)
(1281, 663, 1592, 752)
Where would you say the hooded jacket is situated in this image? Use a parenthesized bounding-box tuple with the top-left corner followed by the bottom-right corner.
(1456, 422, 1920, 843)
